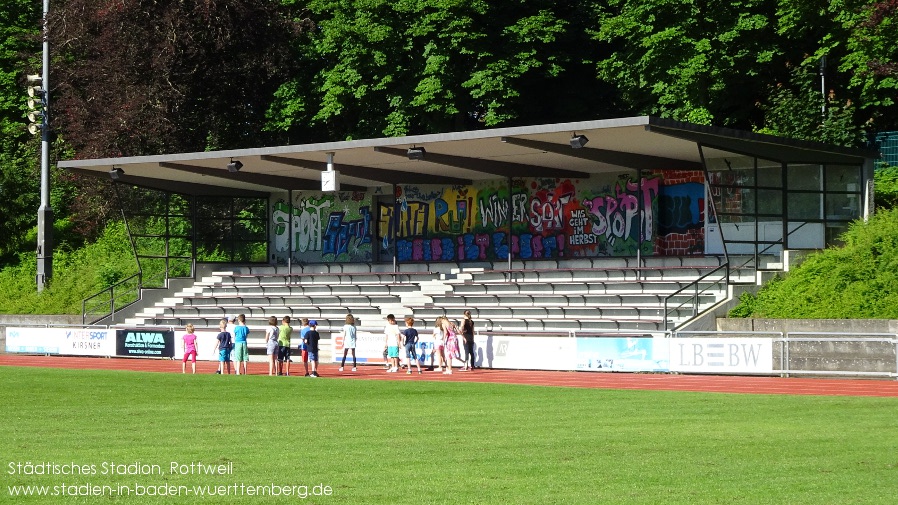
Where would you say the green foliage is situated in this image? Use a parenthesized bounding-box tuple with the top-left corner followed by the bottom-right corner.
(731, 207, 898, 318)
(837, 0, 898, 129)
(0, 221, 136, 314)
(727, 289, 761, 318)
(755, 64, 866, 146)
(0, 1, 41, 266)
(593, 0, 785, 128)
(874, 164, 898, 209)
(268, 0, 614, 140)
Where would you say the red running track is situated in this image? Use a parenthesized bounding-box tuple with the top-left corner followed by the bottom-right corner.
(2, 354, 897, 397)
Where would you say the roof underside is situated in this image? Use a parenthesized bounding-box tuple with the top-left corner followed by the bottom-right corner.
(58, 117, 878, 197)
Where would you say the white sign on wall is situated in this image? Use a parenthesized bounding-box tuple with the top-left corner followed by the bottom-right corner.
(668, 338, 773, 374)
(172, 330, 226, 362)
(5, 327, 116, 357)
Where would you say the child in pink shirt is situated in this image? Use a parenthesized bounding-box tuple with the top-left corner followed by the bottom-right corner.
(182, 323, 198, 374)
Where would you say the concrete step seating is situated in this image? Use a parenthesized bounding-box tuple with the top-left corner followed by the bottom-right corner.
(131, 256, 729, 334)
(429, 293, 717, 309)
(215, 270, 440, 287)
(445, 265, 719, 285)
(412, 305, 693, 321)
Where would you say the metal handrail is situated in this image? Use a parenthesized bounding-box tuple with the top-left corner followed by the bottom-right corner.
(662, 263, 729, 331)
(81, 272, 142, 325)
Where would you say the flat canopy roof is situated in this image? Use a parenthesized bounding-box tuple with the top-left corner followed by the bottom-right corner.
(59, 116, 879, 197)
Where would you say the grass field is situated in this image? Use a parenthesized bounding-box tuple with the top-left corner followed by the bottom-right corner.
(1, 366, 897, 504)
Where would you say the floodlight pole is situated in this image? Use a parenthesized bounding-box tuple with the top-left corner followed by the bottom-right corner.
(36, 0, 53, 292)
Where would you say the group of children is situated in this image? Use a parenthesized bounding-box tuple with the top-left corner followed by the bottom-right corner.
(179, 314, 321, 376)
(180, 311, 477, 376)
(179, 315, 250, 374)
(264, 315, 322, 377)
(382, 311, 477, 375)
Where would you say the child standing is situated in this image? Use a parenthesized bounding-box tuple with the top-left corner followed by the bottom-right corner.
(403, 317, 422, 375)
(182, 323, 198, 374)
(306, 320, 321, 377)
(233, 314, 250, 375)
(214, 318, 232, 375)
(265, 316, 279, 376)
(278, 316, 293, 376)
(384, 314, 401, 372)
(299, 318, 311, 377)
(442, 317, 458, 375)
(339, 314, 358, 372)
(432, 316, 446, 372)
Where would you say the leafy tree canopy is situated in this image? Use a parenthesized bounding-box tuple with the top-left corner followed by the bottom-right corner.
(50, 0, 312, 158)
(0, 0, 41, 265)
(267, 0, 622, 141)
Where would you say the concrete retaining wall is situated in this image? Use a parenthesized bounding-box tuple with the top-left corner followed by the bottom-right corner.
(717, 318, 898, 376)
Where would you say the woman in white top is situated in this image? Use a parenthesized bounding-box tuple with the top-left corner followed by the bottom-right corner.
(339, 314, 358, 372)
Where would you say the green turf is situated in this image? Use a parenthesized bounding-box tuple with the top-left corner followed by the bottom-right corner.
(1, 366, 896, 504)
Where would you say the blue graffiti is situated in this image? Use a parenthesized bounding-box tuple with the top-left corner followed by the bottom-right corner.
(323, 206, 373, 257)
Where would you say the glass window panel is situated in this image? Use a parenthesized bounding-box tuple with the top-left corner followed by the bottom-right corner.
(706, 156, 755, 186)
(825, 193, 861, 220)
(712, 186, 754, 214)
(787, 193, 822, 220)
(758, 189, 782, 215)
(825, 222, 851, 245)
(825, 165, 861, 191)
(757, 162, 782, 187)
(788, 164, 822, 191)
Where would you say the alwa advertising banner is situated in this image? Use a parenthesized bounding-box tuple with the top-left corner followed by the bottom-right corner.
(5, 327, 116, 357)
(116, 329, 175, 358)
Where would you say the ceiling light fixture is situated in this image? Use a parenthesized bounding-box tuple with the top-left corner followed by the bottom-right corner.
(570, 134, 589, 149)
(407, 146, 426, 160)
(227, 159, 243, 173)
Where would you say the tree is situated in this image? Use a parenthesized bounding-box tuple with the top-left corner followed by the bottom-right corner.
(44, 0, 312, 239)
(49, 0, 311, 158)
(592, 0, 788, 128)
(267, 0, 621, 141)
(0, 1, 41, 266)
(839, 0, 898, 130)
(756, 64, 866, 146)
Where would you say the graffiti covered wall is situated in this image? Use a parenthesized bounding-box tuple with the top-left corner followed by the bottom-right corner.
(653, 170, 706, 255)
(271, 171, 706, 264)
(272, 191, 374, 263)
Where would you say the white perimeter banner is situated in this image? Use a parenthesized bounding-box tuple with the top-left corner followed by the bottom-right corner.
(172, 330, 224, 362)
(471, 335, 576, 370)
(668, 338, 773, 373)
(5, 327, 116, 357)
(331, 331, 577, 370)
(331, 329, 389, 364)
(575, 337, 670, 372)
(332, 329, 421, 364)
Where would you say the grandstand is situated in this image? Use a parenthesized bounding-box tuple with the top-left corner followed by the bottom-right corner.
(60, 116, 877, 358)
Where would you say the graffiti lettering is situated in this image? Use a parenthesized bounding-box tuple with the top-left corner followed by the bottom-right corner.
(294, 198, 331, 252)
(583, 177, 659, 244)
(323, 206, 373, 257)
(529, 198, 564, 231)
(435, 197, 473, 233)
